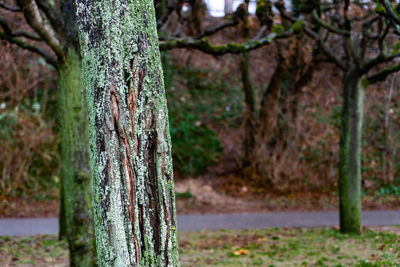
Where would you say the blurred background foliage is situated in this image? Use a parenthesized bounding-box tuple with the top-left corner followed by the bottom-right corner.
(0, 43, 59, 199)
(2, 1, 400, 200)
(163, 51, 242, 176)
(3, 43, 400, 199)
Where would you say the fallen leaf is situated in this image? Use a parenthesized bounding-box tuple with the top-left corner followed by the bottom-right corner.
(233, 249, 249, 256)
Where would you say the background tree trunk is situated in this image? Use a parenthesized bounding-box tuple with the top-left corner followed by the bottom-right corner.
(187, 0, 205, 36)
(241, 2, 255, 167)
(59, 48, 96, 266)
(75, 0, 179, 265)
(339, 71, 364, 234)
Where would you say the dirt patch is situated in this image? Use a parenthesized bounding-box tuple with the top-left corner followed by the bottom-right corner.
(175, 177, 261, 214)
(175, 176, 400, 214)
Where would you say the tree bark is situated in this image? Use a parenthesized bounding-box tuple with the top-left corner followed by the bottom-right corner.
(59, 48, 96, 266)
(339, 71, 364, 234)
(75, 0, 179, 266)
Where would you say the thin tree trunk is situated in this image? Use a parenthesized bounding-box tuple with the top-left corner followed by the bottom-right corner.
(241, 1, 255, 167)
(59, 48, 96, 266)
(187, 0, 205, 36)
(339, 71, 364, 234)
(75, 0, 179, 266)
(241, 51, 256, 166)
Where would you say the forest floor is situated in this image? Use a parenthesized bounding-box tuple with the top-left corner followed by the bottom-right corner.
(0, 176, 399, 218)
(1, 226, 399, 266)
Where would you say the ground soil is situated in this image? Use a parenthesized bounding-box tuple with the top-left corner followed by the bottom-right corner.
(1, 176, 399, 218)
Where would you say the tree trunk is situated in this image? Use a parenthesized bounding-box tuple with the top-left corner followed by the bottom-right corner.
(187, 0, 205, 36)
(75, 0, 179, 266)
(241, 2, 255, 167)
(339, 71, 364, 234)
(241, 51, 256, 167)
(248, 48, 288, 180)
(59, 48, 96, 266)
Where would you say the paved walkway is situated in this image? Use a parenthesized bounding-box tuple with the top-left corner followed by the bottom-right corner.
(1, 210, 399, 236)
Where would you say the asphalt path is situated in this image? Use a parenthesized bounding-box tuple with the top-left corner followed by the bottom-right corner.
(0, 210, 399, 236)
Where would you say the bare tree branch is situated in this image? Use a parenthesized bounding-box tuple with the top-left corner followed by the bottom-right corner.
(157, 0, 176, 28)
(195, 19, 239, 39)
(0, 1, 21, 12)
(361, 52, 400, 73)
(0, 16, 42, 40)
(303, 22, 345, 70)
(360, 15, 385, 60)
(274, 2, 296, 23)
(35, 0, 63, 36)
(0, 31, 57, 67)
(159, 30, 292, 54)
(366, 62, 400, 84)
(252, 25, 268, 41)
(379, 0, 400, 25)
(312, 10, 350, 36)
(17, 0, 63, 60)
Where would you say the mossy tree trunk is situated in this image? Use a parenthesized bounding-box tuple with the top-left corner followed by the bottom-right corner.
(59, 48, 96, 266)
(75, 0, 179, 266)
(339, 70, 365, 234)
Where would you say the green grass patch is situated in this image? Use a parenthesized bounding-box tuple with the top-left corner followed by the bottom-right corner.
(1, 227, 399, 266)
(0, 235, 67, 266)
(178, 227, 400, 266)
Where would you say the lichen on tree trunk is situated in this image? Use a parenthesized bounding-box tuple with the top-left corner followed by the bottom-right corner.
(339, 71, 364, 234)
(75, 0, 179, 266)
(59, 48, 96, 266)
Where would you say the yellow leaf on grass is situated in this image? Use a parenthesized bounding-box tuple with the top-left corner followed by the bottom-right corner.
(233, 249, 249, 256)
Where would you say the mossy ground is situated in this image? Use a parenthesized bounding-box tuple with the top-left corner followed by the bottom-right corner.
(0, 227, 399, 266)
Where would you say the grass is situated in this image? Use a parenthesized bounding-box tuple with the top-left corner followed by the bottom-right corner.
(179, 227, 400, 266)
(0, 227, 399, 266)
(0, 235, 68, 266)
